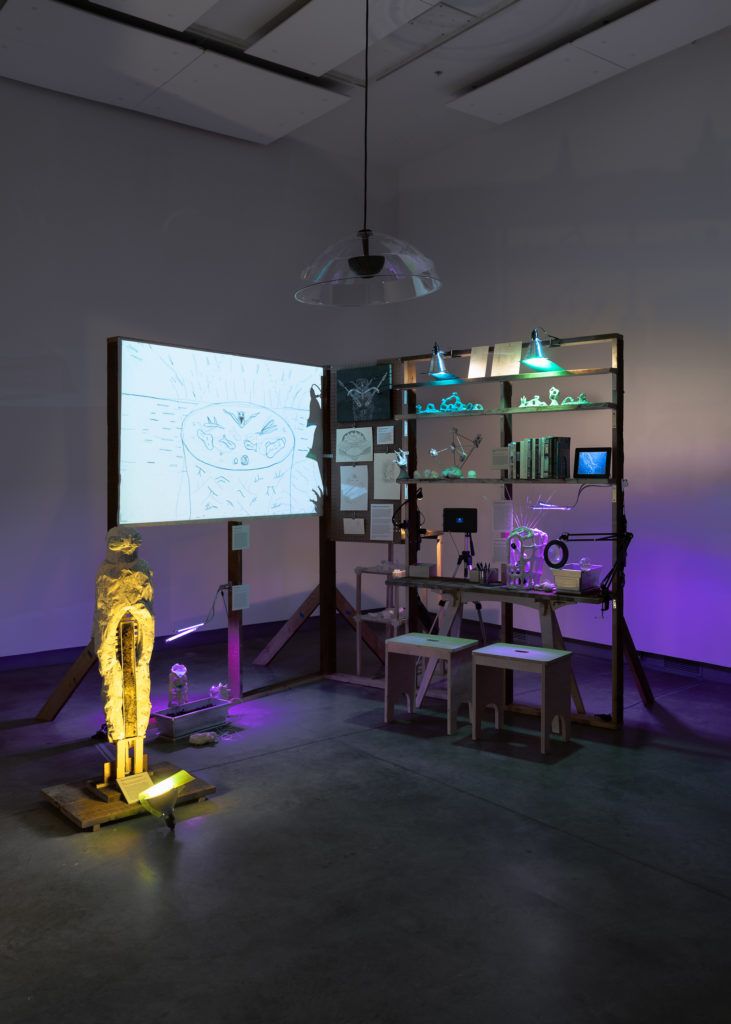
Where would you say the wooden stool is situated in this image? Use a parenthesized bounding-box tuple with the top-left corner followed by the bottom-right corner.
(385, 633, 478, 735)
(471, 643, 573, 754)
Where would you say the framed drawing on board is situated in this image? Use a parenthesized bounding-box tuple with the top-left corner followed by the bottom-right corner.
(336, 363, 392, 422)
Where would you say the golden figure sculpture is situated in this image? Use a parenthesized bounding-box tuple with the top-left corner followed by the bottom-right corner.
(93, 527, 154, 794)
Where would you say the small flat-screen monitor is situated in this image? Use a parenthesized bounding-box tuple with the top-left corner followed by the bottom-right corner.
(573, 447, 612, 479)
(112, 338, 323, 525)
(443, 508, 478, 534)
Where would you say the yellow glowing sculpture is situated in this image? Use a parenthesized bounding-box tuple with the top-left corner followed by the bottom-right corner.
(93, 527, 154, 800)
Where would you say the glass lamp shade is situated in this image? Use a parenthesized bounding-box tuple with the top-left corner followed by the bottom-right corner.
(295, 229, 441, 307)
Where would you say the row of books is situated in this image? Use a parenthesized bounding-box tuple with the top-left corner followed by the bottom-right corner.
(507, 437, 570, 479)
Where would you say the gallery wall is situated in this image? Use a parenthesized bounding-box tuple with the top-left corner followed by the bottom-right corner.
(394, 28, 731, 667)
(0, 77, 399, 658)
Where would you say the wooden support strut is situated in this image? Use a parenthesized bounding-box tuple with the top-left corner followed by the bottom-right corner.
(252, 585, 385, 668)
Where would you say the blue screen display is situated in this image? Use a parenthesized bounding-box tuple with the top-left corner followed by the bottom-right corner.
(577, 450, 609, 476)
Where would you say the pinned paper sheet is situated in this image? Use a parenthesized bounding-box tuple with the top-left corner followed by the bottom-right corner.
(336, 427, 373, 463)
(491, 341, 522, 377)
(492, 500, 514, 533)
(343, 518, 365, 536)
(376, 424, 395, 446)
(340, 464, 368, 511)
(370, 503, 394, 541)
(373, 453, 401, 500)
(467, 346, 489, 379)
(492, 537, 509, 563)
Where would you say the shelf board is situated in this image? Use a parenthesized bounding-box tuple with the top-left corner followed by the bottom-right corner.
(393, 367, 616, 390)
(395, 402, 616, 420)
(404, 477, 613, 486)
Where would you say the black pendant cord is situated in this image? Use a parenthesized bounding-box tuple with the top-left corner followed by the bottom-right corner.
(361, 0, 370, 249)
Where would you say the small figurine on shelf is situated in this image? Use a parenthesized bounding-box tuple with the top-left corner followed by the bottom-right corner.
(519, 394, 547, 407)
(393, 449, 409, 480)
(441, 467, 463, 478)
(168, 663, 189, 708)
(520, 386, 590, 408)
(416, 393, 484, 414)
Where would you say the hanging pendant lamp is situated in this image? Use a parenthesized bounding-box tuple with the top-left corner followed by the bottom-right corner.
(295, 0, 441, 307)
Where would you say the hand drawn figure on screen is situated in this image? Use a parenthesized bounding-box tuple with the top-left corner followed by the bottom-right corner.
(338, 371, 389, 421)
(182, 402, 295, 518)
(93, 527, 154, 761)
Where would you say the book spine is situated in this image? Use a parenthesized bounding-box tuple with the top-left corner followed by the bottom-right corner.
(555, 437, 570, 479)
(533, 438, 540, 479)
(541, 436, 552, 478)
(520, 440, 529, 480)
(508, 441, 516, 479)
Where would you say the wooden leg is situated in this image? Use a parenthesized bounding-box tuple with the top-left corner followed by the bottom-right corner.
(228, 522, 243, 699)
(472, 664, 505, 739)
(415, 598, 461, 707)
(385, 653, 415, 723)
(447, 655, 473, 736)
(115, 740, 128, 781)
(541, 661, 572, 754)
(473, 602, 487, 645)
(472, 661, 482, 740)
(540, 604, 586, 716)
(36, 642, 97, 721)
(253, 586, 320, 667)
(336, 590, 385, 664)
(622, 617, 655, 707)
(355, 572, 363, 677)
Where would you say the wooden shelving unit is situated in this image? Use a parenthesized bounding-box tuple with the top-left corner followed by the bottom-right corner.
(398, 333, 652, 730)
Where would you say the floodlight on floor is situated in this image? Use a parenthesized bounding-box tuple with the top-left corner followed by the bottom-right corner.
(139, 770, 194, 830)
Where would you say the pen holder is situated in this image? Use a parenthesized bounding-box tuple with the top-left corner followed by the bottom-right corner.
(469, 568, 500, 585)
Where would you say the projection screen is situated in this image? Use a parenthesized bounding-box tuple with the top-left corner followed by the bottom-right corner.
(113, 338, 323, 526)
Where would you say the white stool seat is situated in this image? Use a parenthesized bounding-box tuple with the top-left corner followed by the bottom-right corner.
(385, 632, 477, 734)
(471, 642, 573, 754)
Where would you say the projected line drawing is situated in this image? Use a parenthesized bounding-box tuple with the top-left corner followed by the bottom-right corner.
(119, 341, 322, 524)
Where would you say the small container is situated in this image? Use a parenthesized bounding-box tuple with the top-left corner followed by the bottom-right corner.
(552, 562, 602, 592)
(409, 563, 437, 578)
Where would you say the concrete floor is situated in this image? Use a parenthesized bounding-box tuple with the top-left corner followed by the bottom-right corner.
(1, 622, 730, 1023)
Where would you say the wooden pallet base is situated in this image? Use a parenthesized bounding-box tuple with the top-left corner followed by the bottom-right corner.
(42, 761, 215, 831)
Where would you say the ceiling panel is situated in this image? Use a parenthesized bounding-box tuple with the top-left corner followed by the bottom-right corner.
(432, 0, 631, 89)
(246, 0, 439, 76)
(92, 0, 219, 31)
(336, 2, 476, 81)
(191, 0, 294, 47)
(574, 0, 731, 68)
(447, 42, 621, 124)
(0, 0, 201, 108)
(136, 50, 350, 144)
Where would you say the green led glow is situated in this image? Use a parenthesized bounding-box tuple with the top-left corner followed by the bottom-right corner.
(522, 356, 564, 372)
(139, 770, 194, 818)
